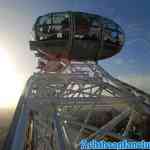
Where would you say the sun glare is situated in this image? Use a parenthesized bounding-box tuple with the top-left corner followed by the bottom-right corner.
(0, 48, 23, 109)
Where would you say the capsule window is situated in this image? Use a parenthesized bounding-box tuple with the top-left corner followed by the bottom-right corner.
(89, 16, 101, 40)
(103, 18, 117, 30)
(53, 13, 69, 25)
(90, 16, 100, 28)
(49, 13, 70, 39)
(38, 15, 51, 25)
(74, 14, 100, 40)
(75, 14, 90, 33)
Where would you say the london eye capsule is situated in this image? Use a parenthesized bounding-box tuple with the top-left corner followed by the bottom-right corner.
(30, 11, 125, 61)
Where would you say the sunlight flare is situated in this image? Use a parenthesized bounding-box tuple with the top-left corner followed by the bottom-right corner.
(0, 48, 23, 108)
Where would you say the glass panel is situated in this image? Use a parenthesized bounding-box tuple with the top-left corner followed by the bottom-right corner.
(75, 14, 90, 33)
(52, 25, 62, 31)
(89, 16, 100, 40)
(118, 25, 123, 33)
(103, 29, 124, 51)
(118, 33, 124, 45)
(34, 13, 70, 40)
(103, 18, 117, 30)
(90, 16, 100, 27)
(104, 29, 117, 43)
(38, 15, 51, 25)
(74, 14, 99, 40)
(34, 15, 52, 40)
(102, 17, 125, 49)
(53, 13, 69, 25)
(51, 13, 70, 39)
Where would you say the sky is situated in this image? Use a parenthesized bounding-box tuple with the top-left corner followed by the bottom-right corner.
(0, 0, 150, 108)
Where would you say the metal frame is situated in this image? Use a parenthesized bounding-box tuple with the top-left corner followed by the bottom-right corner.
(3, 61, 150, 150)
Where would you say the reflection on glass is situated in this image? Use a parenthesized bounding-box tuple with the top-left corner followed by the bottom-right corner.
(102, 17, 124, 50)
(35, 13, 70, 40)
(38, 15, 51, 25)
(74, 14, 100, 40)
(31, 11, 125, 60)
(53, 13, 69, 25)
(33, 12, 125, 48)
(52, 13, 70, 39)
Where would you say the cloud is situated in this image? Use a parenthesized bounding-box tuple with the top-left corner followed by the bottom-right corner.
(117, 74, 150, 94)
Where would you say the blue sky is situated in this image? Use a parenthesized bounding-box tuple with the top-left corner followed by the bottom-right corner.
(0, 0, 150, 108)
